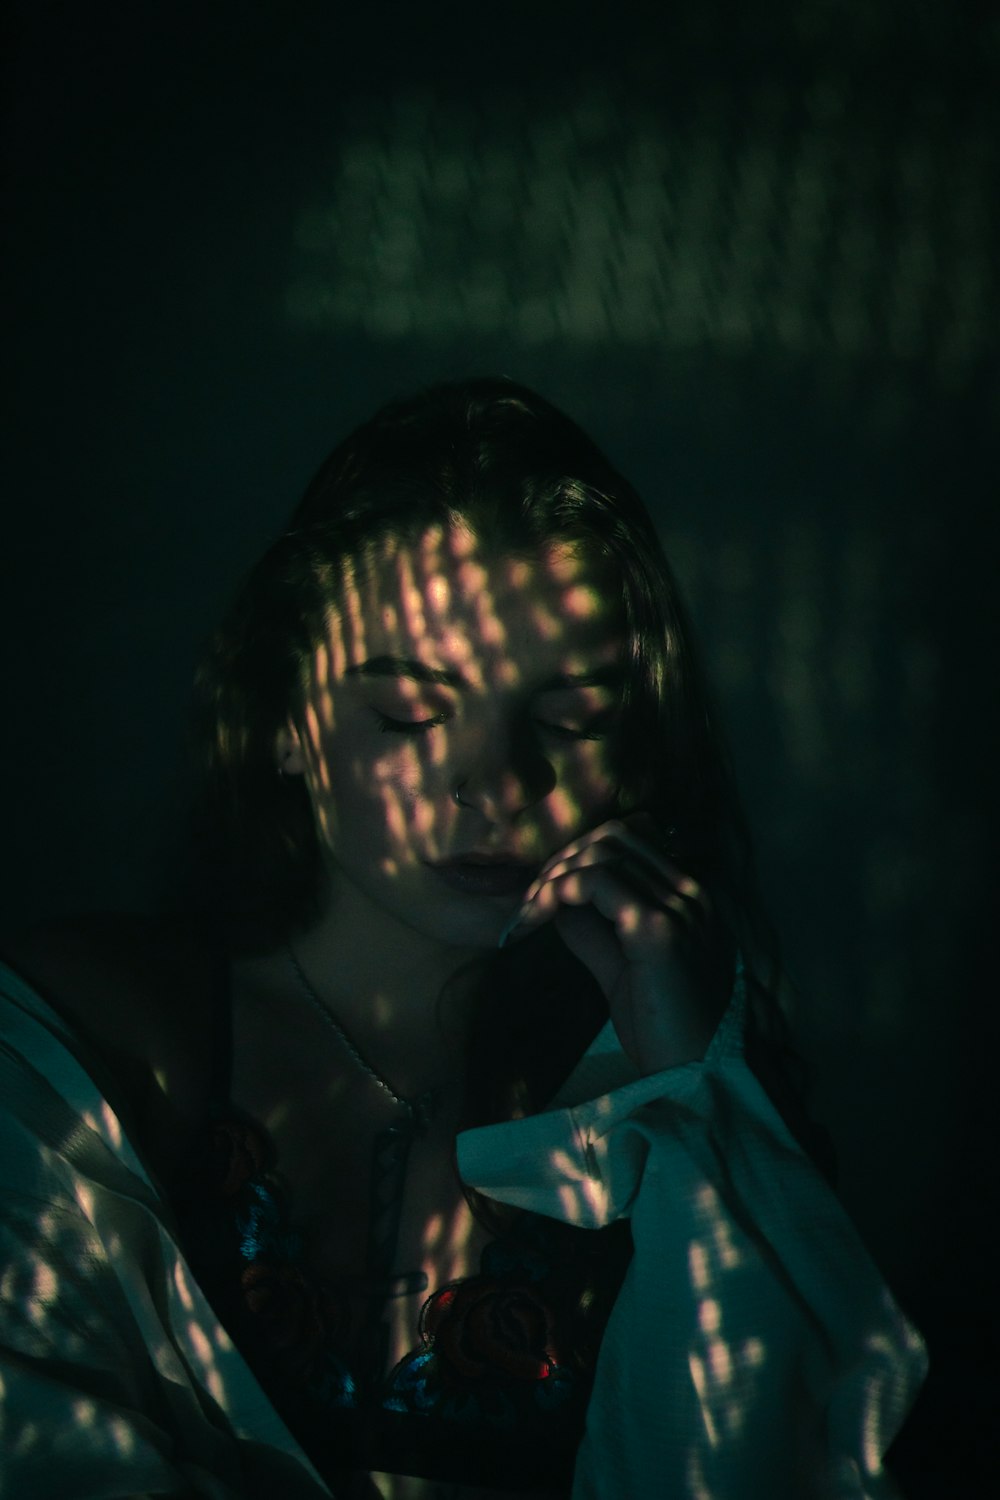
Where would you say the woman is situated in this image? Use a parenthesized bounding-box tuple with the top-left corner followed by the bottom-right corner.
(0, 379, 925, 1498)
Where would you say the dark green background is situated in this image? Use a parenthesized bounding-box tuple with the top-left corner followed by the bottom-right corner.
(3, 1, 997, 1488)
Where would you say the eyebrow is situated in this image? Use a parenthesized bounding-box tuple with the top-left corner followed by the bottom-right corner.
(345, 656, 464, 686)
(344, 656, 623, 692)
(533, 663, 624, 692)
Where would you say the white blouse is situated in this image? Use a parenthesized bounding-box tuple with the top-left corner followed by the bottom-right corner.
(0, 960, 925, 1497)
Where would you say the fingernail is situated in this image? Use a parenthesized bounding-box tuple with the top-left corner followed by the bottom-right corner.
(497, 913, 520, 949)
(498, 902, 530, 949)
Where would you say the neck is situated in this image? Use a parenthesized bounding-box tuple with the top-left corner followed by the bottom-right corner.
(285, 876, 486, 1098)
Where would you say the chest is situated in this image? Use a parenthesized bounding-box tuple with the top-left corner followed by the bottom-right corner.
(227, 997, 498, 1376)
(200, 964, 623, 1500)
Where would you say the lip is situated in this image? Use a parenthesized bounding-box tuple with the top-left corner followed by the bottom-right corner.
(426, 855, 539, 898)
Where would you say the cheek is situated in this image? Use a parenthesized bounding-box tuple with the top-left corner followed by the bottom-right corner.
(328, 741, 452, 853)
(555, 744, 621, 813)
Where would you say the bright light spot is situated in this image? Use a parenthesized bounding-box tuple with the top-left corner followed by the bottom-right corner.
(425, 572, 451, 615)
(34, 1261, 57, 1306)
(531, 606, 561, 641)
(742, 1336, 765, 1367)
(557, 1183, 582, 1223)
(698, 1297, 721, 1334)
(100, 1100, 123, 1149)
(173, 1260, 196, 1313)
(213, 1321, 235, 1350)
(562, 584, 599, 619)
(188, 1319, 214, 1370)
(326, 612, 348, 678)
(72, 1397, 97, 1428)
(108, 1414, 135, 1457)
(447, 1203, 474, 1254)
(548, 786, 581, 832)
(688, 1351, 720, 1447)
(688, 1240, 710, 1292)
(402, 585, 427, 638)
(73, 1183, 96, 1220)
(708, 1336, 733, 1385)
(475, 591, 505, 647)
(618, 905, 641, 936)
(412, 799, 435, 835)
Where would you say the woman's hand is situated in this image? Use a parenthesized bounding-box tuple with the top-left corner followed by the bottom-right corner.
(501, 815, 734, 1074)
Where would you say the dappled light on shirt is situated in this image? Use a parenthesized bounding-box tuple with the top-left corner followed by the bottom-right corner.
(684, 1183, 768, 1493)
(547, 1145, 613, 1228)
(79, 1097, 123, 1152)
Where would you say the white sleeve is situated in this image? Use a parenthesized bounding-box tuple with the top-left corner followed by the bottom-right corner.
(456, 974, 927, 1500)
(0, 964, 331, 1499)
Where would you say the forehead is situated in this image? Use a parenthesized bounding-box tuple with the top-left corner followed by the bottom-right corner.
(319, 522, 624, 688)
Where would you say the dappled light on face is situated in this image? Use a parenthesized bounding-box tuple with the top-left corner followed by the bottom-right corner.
(561, 584, 604, 621)
(459, 558, 504, 654)
(290, 522, 627, 945)
(395, 550, 430, 650)
(545, 786, 589, 838)
(312, 637, 331, 693)
(311, 659, 336, 737)
(424, 570, 451, 620)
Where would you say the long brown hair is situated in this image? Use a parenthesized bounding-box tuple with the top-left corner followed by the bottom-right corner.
(189, 377, 798, 1134)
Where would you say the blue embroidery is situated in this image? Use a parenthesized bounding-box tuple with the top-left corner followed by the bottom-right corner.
(235, 1179, 301, 1263)
(190, 1109, 618, 1447)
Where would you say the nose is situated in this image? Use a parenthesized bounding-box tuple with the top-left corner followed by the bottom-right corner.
(454, 718, 556, 822)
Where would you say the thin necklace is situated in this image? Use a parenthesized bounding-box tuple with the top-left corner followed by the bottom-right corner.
(284, 942, 439, 1132)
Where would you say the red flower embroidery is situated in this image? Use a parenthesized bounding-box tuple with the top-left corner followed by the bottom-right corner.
(423, 1280, 561, 1382)
(213, 1119, 267, 1196)
(240, 1261, 334, 1377)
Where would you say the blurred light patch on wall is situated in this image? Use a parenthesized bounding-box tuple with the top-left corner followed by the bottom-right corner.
(285, 74, 996, 387)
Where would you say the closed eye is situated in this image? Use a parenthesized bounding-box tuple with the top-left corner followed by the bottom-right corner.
(534, 714, 616, 742)
(372, 710, 449, 735)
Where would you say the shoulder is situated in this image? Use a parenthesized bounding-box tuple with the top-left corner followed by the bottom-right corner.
(0, 913, 221, 1181)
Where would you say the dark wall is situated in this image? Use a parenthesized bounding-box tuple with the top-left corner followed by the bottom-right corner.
(3, 2, 997, 1489)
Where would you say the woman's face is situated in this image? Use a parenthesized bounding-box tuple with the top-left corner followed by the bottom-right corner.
(283, 522, 628, 950)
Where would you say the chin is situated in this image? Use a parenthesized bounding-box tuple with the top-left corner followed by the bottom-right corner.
(415, 893, 519, 951)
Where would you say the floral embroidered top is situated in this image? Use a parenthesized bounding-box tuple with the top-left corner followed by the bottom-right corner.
(174, 1099, 632, 1494)
(1, 961, 928, 1500)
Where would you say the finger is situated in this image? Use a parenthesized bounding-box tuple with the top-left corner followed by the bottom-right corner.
(524, 850, 662, 918)
(518, 864, 699, 948)
(527, 841, 708, 918)
(529, 821, 698, 900)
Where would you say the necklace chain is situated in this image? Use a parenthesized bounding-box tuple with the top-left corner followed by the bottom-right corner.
(285, 943, 438, 1130)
